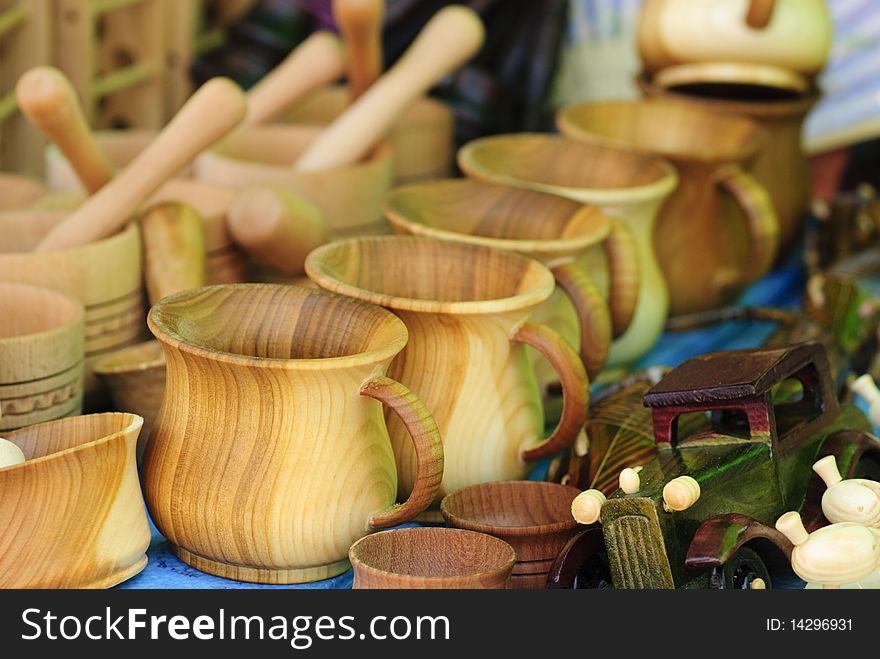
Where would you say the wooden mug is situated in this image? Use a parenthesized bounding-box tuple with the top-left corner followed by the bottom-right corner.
(557, 99, 779, 316)
(0, 282, 84, 432)
(349, 527, 516, 589)
(144, 284, 444, 584)
(0, 413, 150, 588)
(383, 179, 640, 382)
(305, 236, 589, 501)
(457, 134, 678, 367)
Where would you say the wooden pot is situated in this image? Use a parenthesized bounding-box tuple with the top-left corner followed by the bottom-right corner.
(0, 283, 84, 432)
(639, 65, 819, 254)
(285, 84, 455, 184)
(349, 527, 515, 589)
(306, 236, 589, 501)
(194, 124, 394, 237)
(557, 99, 778, 316)
(144, 284, 444, 584)
(457, 134, 678, 366)
(0, 413, 150, 588)
(0, 211, 144, 409)
(0, 173, 46, 211)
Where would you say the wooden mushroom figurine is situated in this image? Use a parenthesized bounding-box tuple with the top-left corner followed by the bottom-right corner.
(775, 511, 880, 589)
(813, 455, 880, 528)
(851, 374, 880, 427)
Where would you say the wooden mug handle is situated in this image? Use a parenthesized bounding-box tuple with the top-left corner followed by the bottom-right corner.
(603, 218, 640, 337)
(36, 77, 247, 252)
(714, 165, 779, 291)
(243, 31, 346, 126)
(514, 323, 589, 462)
(333, 0, 385, 100)
(16, 66, 114, 194)
(550, 262, 611, 380)
(746, 0, 775, 29)
(360, 376, 444, 528)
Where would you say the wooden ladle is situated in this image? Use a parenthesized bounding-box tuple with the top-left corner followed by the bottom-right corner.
(333, 0, 385, 100)
(34, 77, 247, 252)
(296, 4, 484, 171)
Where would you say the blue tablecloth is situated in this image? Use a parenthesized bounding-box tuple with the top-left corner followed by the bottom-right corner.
(120, 258, 811, 589)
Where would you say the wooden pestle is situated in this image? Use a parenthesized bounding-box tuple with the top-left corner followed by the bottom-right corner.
(295, 5, 484, 171)
(35, 77, 247, 252)
(333, 0, 385, 100)
(16, 67, 114, 194)
(141, 202, 207, 306)
(227, 186, 329, 275)
(243, 31, 346, 126)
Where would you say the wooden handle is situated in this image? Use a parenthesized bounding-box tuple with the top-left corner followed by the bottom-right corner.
(745, 0, 775, 29)
(227, 186, 330, 275)
(603, 217, 640, 337)
(16, 66, 114, 194)
(244, 31, 346, 126)
(296, 5, 484, 171)
(141, 202, 207, 306)
(36, 77, 248, 252)
(550, 262, 611, 380)
(714, 165, 779, 291)
(333, 0, 385, 100)
(514, 323, 589, 462)
(361, 376, 443, 528)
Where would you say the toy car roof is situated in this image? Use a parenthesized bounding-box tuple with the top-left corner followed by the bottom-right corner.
(643, 342, 826, 408)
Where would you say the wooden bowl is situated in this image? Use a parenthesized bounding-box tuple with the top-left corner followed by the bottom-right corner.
(349, 527, 516, 589)
(285, 84, 454, 183)
(0, 210, 145, 409)
(0, 173, 46, 211)
(0, 283, 84, 432)
(0, 413, 151, 588)
(194, 124, 394, 237)
(441, 481, 581, 563)
(93, 339, 165, 462)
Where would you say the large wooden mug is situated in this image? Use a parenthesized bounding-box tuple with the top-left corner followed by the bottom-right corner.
(143, 284, 444, 584)
(305, 236, 589, 500)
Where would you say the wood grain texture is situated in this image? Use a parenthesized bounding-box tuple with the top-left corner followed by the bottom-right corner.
(349, 527, 515, 589)
(458, 133, 677, 366)
(195, 124, 393, 234)
(333, 0, 384, 100)
(0, 282, 84, 431)
(306, 236, 587, 500)
(557, 99, 779, 315)
(0, 413, 150, 588)
(0, 173, 46, 211)
(144, 284, 442, 583)
(141, 202, 207, 306)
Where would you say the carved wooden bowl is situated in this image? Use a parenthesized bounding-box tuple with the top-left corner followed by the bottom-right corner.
(349, 527, 516, 589)
(0, 412, 151, 588)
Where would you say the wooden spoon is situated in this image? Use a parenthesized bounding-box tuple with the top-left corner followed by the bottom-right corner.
(295, 5, 484, 171)
(16, 67, 114, 194)
(35, 77, 247, 252)
(333, 0, 385, 100)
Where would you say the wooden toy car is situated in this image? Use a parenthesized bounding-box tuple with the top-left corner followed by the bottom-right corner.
(550, 342, 880, 589)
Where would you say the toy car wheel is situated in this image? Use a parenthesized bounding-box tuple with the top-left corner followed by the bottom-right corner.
(709, 547, 771, 590)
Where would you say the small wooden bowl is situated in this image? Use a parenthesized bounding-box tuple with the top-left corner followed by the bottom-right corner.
(0, 282, 85, 431)
(194, 124, 394, 237)
(285, 84, 454, 183)
(0, 173, 47, 211)
(0, 210, 145, 409)
(93, 339, 165, 461)
(349, 527, 516, 589)
(0, 412, 151, 588)
(441, 481, 581, 563)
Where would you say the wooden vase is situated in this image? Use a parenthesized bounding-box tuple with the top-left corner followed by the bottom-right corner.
(305, 236, 589, 502)
(194, 124, 394, 237)
(0, 173, 47, 211)
(0, 413, 150, 588)
(0, 283, 84, 432)
(349, 527, 515, 589)
(458, 134, 678, 367)
(144, 284, 444, 584)
(284, 84, 455, 184)
(0, 210, 144, 409)
(557, 99, 779, 316)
